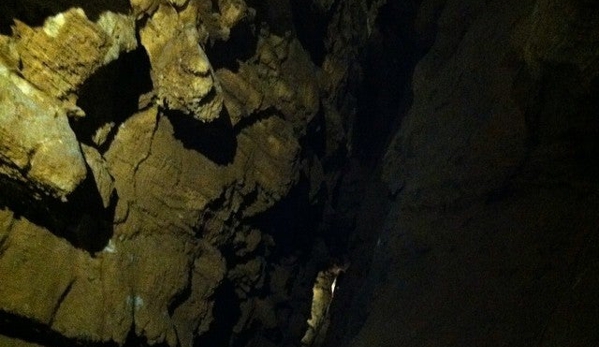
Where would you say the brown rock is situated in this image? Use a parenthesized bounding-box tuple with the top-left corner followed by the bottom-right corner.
(14, 8, 136, 101)
(81, 145, 115, 209)
(140, 4, 223, 121)
(0, 70, 87, 199)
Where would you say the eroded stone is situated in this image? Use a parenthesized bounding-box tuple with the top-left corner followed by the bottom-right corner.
(0, 69, 86, 199)
(140, 4, 223, 121)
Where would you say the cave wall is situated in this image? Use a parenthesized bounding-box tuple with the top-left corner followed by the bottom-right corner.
(1, 0, 599, 346)
(0, 0, 381, 346)
(326, 0, 599, 346)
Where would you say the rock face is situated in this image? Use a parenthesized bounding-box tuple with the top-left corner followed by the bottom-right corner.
(0, 69, 86, 200)
(139, 4, 224, 121)
(325, 0, 599, 346)
(1, 0, 598, 347)
(0, 0, 375, 346)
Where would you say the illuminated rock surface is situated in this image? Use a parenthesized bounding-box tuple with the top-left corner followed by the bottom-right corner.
(0, 0, 597, 347)
(0, 69, 86, 199)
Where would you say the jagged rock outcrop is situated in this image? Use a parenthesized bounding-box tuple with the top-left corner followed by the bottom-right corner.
(2, 0, 597, 346)
(139, 3, 224, 121)
(0, 0, 376, 346)
(0, 70, 86, 200)
(0, 7, 136, 200)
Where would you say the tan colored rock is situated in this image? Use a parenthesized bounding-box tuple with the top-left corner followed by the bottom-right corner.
(92, 121, 116, 147)
(81, 144, 115, 208)
(234, 228, 263, 257)
(228, 257, 265, 297)
(104, 107, 159, 225)
(217, 68, 263, 125)
(140, 4, 223, 121)
(0, 34, 19, 71)
(96, 12, 138, 64)
(0, 68, 87, 200)
(129, 235, 195, 346)
(219, 0, 249, 27)
(237, 116, 301, 217)
(171, 240, 227, 347)
(13, 8, 136, 101)
(0, 336, 44, 347)
(131, 0, 160, 18)
(0, 208, 78, 324)
(169, 0, 190, 8)
(48, 250, 132, 344)
(0, 1, 357, 346)
(105, 107, 299, 239)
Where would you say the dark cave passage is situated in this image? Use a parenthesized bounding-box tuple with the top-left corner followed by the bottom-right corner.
(289, 0, 336, 66)
(193, 280, 241, 347)
(352, 0, 432, 161)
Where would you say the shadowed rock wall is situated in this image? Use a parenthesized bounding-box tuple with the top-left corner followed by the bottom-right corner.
(325, 0, 599, 346)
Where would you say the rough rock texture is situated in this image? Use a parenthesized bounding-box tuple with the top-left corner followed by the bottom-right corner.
(140, 3, 224, 121)
(1, 0, 598, 346)
(13, 9, 136, 101)
(0, 69, 86, 200)
(326, 0, 599, 346)
(0, 0, 374, 346)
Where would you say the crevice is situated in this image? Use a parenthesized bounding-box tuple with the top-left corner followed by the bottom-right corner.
(123, 326, 172, 347)
(48, 279, 75, 327)
(289, 0, 341, 67)
(245, 0, 293, 36)
(351, 0, 430, 163)
(193, 279, 241, 347)
(298, 103, 327, 159)
(233, 107, 281, 134)
(132, 113, 159, 177)
(167, 267, 193, 316)
(0, 166, 115, 254)
(0, 234, 8, 259)
(247, 176, 324, 262)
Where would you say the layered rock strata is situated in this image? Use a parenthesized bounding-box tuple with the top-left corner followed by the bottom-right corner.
(0, 0, 380, 346)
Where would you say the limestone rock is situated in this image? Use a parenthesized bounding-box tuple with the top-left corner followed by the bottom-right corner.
(219, 0, 249, 28)
(168, 0, 190, 8)
(130, 0, 161, 18)
(0, 69, 86, 199)
(140, 4, 223, 121)
(0, 336, 44, 347)
(0, 208, 79, 324)
(105, 107, 300, 238)
(81, 144, 115, 208)
(217, 68, 263, 125)
(0, 1, 371, 346)
(13, 8, 136, 102)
